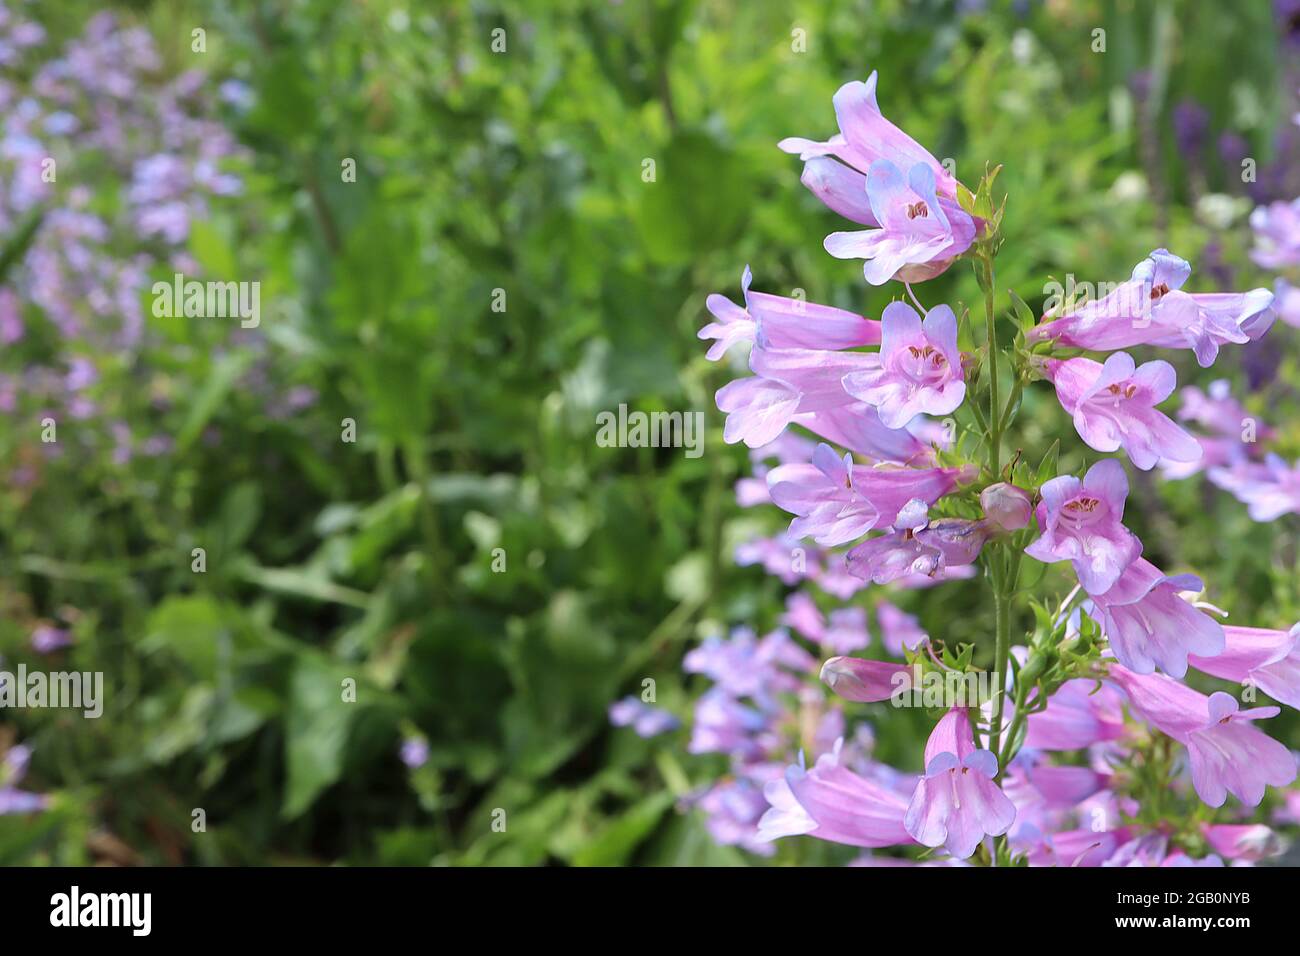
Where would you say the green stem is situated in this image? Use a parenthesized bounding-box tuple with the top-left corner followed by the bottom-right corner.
(983, 253, 1001, 478)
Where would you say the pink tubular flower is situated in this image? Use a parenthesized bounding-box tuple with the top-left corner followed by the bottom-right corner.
(758, 742, 914, 848)
(1024, 459, 1142, 595)
(716, 346, 880, 448)
(841, 302, 966, 427)
(1188, 624, 1300, 710)
(779, 74, 975, 284)
(1108, 667, 1296, 807)
(904, 708, 1016, 859)
(1027, 249, 1275, 367)
(820, 656, 912, 703)
(1202, 824, 1284, 862)
(699, 266, 883, 361)
(823, 161, 976, 285)
(794, 402, 938, 465)
(1088, 558, 1225, 677)
(779, 72, 959, 206)
(1040, 353, 1200, 471)
(766, 444, 973, 546)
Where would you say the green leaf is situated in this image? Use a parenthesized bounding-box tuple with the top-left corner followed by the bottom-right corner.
(175, 352, 253, 452)
(282, 657, 357, 819)
(0, 204, 45, 283)
(1007, 289, 1035, 332)
(1035, 440, 1061, 486)
(570, 792, 674, 866)
(189, 218, 237, 278)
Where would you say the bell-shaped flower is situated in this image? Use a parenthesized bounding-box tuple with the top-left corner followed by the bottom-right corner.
(1027, 249, 1274, 367)
(766, 445, 973, 547)
(1188, 624, 1300, 710)
(758, 741, 914, 848)
(716, 345, 880, 448)
(823, 161, 977, 285)
(700, 266, 883, 361)
(841, 302, 966, 428)
(904, 708, 1017, 859)
(1024, 459, 1142, 595)
(1202, 823, 1285, 862)
(845, 500, 988, 584)
(1088, 558, 1225, 677)
(1108, 667, 1296, 807)
(1041, 353, 1201, 471)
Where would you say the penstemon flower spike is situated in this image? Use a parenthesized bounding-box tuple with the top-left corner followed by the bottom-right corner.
(611, 68, 1299, 867)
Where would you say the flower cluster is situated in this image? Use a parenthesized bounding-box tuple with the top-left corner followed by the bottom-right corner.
(667, 71, 1297, 865)
(0, 8, 253, 487)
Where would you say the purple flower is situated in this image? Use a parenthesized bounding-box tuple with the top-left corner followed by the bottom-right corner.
(778, 74, 976, 284)
(904, 708, 1016, 859)
(1161, 379, 1269, 479)
(846, 504, 988, 585)
(766, 443, 973, 547)
(698, 776, 778, 855)
(699, 266, 882, 361)
(716, 346, 880, 448)
(688, 688, 772, 760)
(759, 743, 914, 848)
(1188, 624, 1300, 709)
(0, 745, 48, 816)
(1041, 354, 1200, 471)
(683, 627, 811, 700)
(1024, 459, 1142, 595)
(840, 302, 965, 427)
(1108, 667, 1296, 807)
(980, 482, 1033, 531)
(779, 72, 959, 209)
(1209, 453, 1300, 521)
(1024, 679, 1126, 751)
(1250, 198, 1300, 269)
(877, 601, 928, 656)
(1276, 279, 1300, 328)
(782, 592, 871, 654)
(823, 161, 977, 285)
(30, 625, 73, 654)
(1088, 558, 1225, 677)
(609, 696, 680, 738)
(399, 738, 429, 769)
(1028, 249, 1275, 367)
(1202, 823, 1284, 862)
(794, 402, 938, 465)
(819, 656, 912, 703)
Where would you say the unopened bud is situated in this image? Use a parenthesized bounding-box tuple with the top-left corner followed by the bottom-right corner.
(980, 482, 1033, 531)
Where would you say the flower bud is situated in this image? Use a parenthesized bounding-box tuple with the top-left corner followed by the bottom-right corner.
(980, 482, 1033, 531)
